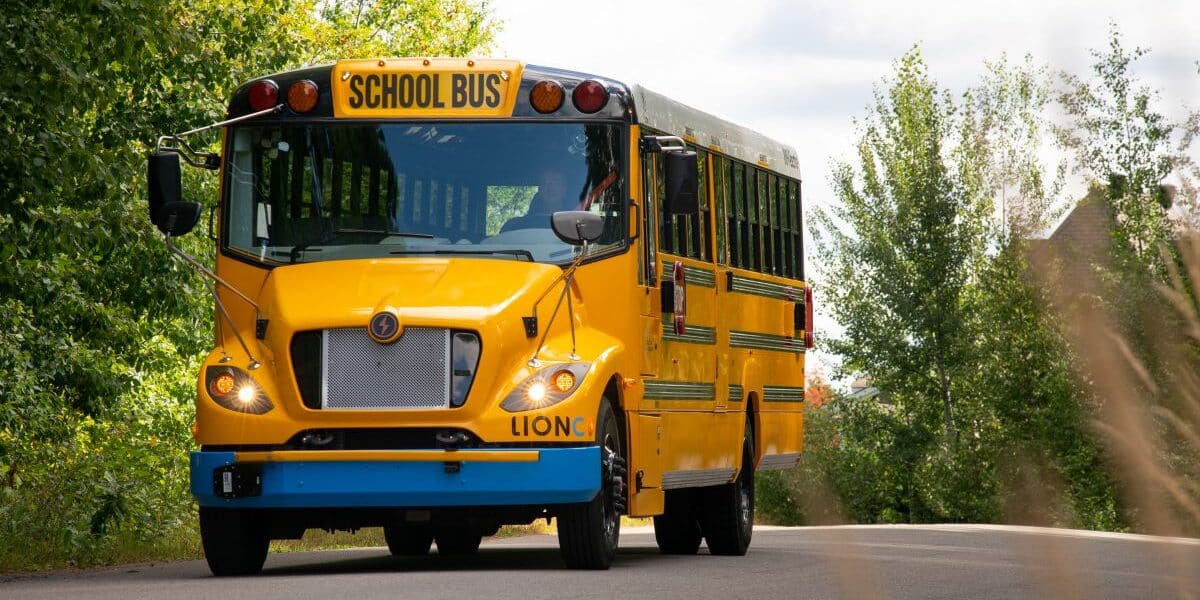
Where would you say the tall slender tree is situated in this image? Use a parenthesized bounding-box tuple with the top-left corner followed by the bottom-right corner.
(813, 48, 991, 441)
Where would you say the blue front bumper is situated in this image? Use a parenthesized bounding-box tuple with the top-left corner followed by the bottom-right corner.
(190, 447, 600, 508)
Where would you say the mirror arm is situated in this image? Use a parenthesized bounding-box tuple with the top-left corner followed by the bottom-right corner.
(165, 235, 262, 370)
(201, 276, 262, 371)
(156, 104, 284, 170)
(527, 244, 590, 366)
(641, 135, 688, 154)
(164, 235, 259, 311)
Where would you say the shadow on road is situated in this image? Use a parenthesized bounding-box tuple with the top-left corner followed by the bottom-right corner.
(254, 546, 665, 578)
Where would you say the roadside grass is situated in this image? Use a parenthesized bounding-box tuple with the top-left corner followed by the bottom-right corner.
(0, 524, 203, 574)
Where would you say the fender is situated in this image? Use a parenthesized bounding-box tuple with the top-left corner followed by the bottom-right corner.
(732, 354, 764, 468)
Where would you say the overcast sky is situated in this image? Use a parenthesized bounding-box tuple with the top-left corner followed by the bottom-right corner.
(489, 0, 1200, 378)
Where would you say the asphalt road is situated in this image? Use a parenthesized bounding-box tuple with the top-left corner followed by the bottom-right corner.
(3, 524, 1198, 599)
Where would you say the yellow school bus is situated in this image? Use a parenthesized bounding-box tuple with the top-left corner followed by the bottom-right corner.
(146, 58, 809, 575)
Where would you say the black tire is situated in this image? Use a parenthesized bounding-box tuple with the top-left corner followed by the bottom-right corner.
(384, 524, 434, 556)
(654, 489, 702, 554)
(701, 416, 754, 556)
(199, 507, 270, 576)
(434, 529, 483, 556)
(557, 399, 626, 570)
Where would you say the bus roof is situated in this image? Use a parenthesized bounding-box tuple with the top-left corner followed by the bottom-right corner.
(629, 84, 801, 181)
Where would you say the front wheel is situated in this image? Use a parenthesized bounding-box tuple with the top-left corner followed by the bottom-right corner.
(199, 507, 270, 576)
(701, 417, 754, 556)
(557, 399, 626, 569)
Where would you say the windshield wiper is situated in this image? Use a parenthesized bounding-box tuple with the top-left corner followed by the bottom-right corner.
(388, 249, 535, 262)
(332, 228, 434, 238)
(289, 228, 434, 263)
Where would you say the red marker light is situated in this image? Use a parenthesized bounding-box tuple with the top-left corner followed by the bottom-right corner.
(248, 80, 279, 111)
(572, 80, 608, 114)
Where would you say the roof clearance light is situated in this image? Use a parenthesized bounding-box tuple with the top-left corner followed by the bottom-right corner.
(287, 80, 319, 113)
(530, 80, 564, 114)
(572, 80, 608, 114)
(248, 80, 279, 111)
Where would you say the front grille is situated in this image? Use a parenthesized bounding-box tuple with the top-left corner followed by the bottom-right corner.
(321, 327, 451, 409)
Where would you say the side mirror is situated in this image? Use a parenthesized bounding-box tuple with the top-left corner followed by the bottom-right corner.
(551, 210, 604, 246)
(148, 151, 183, 227)
(664, 150, 699, 215)
(157, 201, 202, 237)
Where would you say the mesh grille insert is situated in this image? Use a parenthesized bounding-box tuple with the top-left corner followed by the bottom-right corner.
(323, 327, 450, 409)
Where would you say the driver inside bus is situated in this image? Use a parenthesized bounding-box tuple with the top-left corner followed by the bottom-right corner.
(501, 170, 574, 232)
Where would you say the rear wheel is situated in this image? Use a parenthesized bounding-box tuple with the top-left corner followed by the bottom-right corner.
(701, 417, 755, 556)
(199, 507, 269, 576)
(434, 528, 483, 556)
(557, 399, 626, 569)
(383, 524, 434, 556)
(654, 489, 702, 555)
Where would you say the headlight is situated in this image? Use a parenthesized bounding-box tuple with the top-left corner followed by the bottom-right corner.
(500, 363, 590, 412)
(204, 366, 272, 414)
(451, 331, 481, 407)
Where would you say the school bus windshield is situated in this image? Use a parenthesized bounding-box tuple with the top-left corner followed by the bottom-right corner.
(223, 122, 626, 265)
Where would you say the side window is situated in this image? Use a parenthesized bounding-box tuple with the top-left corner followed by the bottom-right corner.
(712, 155, 727, 265)
(654, 153, 676, 256)
(790, 179, 803, 280)
(772, 174, 782, 276)
(694, 148, 711, 261)
(746, 167, 760, 271)
(730, 161, 745, 269)
(642, 151, 658, 285)
(760, 171, 775, 275)
(777, 177, 792, 278)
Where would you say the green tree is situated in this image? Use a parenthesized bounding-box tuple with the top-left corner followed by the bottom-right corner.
(801, 48, 1126, 527)
(810, 47, 995, 521)
(813, 47, 991, 443)
(1057, 23, 1197, 272)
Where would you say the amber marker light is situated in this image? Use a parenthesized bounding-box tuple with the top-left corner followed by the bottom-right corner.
(552, 370, 576, 393)
(287, 80, 319, 113)
(530, 80, 564, 114)
(210, 372, 236, 398)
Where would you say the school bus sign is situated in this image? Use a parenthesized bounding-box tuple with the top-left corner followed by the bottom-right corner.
(331, 58, 523, 117)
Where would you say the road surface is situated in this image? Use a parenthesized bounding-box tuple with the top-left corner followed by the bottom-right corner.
(3, 524, 1197, 599)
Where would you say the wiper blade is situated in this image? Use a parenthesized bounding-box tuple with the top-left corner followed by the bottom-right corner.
(289, 228, 435, 263)
(388, 249, 535, 262)
(332, 228, 434, 238)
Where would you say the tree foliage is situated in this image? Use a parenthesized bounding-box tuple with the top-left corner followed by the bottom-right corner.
(0, 0, 495, 569)
(1057, 22, 1198, 271)
(798, 47, 1125, 527)
(814, 48, 991, 442)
